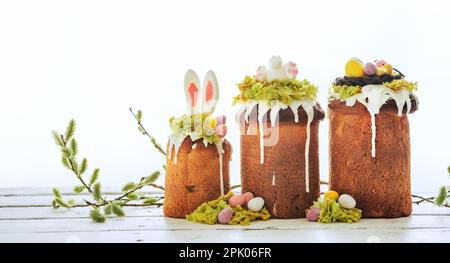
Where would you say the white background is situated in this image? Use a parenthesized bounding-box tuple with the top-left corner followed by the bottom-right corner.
(0, 0, 448, 192)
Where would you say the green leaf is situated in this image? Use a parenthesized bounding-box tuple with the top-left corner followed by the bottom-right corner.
(79, 158, 88, 175)
(73, 185, 85, 193)
(111, 203, 125, 217)
(92, 182, 102, 201)
(61, 156, 71, 169)
(143, 197, 158, 205)
(67, 199, 76, 206)
(71, 159, 79, 175)
(70, 139, 78, 156)
(435, 186, 448, 206)
(142, 171, 160, 184)
(65, 119, 76, 141)
(121, 182, 137, 192)
(448, 165, 450, 175)
(62, 148, 72, 159)
(89, 168, 100, 186)
(90, 208, 106, 223)
(127, 193, 139, 200)
(52, 188, 62, 198)
(51, 199, 59, 209)
(104, 203, 113, 215)
(136, 110, 143, 122)
(138, 126, 145, 134)
(54, 197, 72, 208)
(52, 131, 64, 147)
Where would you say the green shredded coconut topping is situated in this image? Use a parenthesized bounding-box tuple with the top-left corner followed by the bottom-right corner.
(233, 76, 318, 105)
(383, 79, 418, 92)
(330, 79, 418, 100)
(186, 192, 271, 225)
(312, 199, 362, 224)
(169, 113, 220, 144)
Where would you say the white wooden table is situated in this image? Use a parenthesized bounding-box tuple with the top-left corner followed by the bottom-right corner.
(1, 188, 449, 243)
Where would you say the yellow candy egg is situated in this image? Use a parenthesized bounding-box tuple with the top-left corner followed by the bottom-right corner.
(345, 58, 365, 77)
(209, 118, 217, 129)
(381, 64, 393, 75)
(324, 191, 339, 201)
(376, 67, 387, 76)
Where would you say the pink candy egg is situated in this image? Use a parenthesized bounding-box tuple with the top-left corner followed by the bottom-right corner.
(215, 115, 226, 126)
(364, 62, 377, 76)
(218, 207, 233, 224)
(229, 194, 246, 208)
(215, 124, 227, 138)
(306, 207, 321, 222)
(375, 59, 387, 68)
(242, 192, 254, 206)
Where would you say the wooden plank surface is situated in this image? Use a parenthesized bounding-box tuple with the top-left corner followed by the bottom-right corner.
(0, 188, 449, 243)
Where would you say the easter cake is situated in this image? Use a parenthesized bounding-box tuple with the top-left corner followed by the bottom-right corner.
(235, 56, 325, 219)
(164, 70, 232, 218)
(328, 58, 418, 218)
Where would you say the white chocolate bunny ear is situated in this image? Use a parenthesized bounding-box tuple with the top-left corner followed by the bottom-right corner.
(184, 69, 201, 115)
(201, 70, 219, 115)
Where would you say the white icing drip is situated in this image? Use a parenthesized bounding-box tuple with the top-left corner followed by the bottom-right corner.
(272, 172, 276, 186)
(191, 143, 197, 149)
(215, 140, 225, 196)
(301, 100, 316, 193)
(168, 134, 186, 164)
(341, 84, 415, 158)
(273, 203, 277, 216)
(236, 99, 317, 192)
(257, 103, 271, 164)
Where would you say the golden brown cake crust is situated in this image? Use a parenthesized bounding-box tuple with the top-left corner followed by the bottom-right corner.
(328, 101, 412, 218)
(163, 137, 231, 218)
(240, 106, 322, 218)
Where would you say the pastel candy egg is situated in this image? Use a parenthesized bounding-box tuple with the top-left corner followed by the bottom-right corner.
(306, 207, 321, 222)
(364, 62, 377, 76)
(242, 192, 254, 206)
(338, 194, 356, 209)
(218, 207, 234, 224)
(376, 67, 387, 76)
(324, 190, 339, 201)
(345, 58, 365, 77)
(229, 194, 245, 208)
(381, 64, 393, 75)
(215, 124, 227, 138)
(375, 59, 387, 68)
(215, 115, 226, 126)
(247, 197, 264, 212)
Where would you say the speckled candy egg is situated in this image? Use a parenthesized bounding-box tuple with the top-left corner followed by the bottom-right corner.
(364, 62, 377, 76)
(229, 194, 246, 208)
(247, 197, 264, 212)
(345, 57, 365, 77)
(306, 207, 321, 222)
(242, 192, 254, 206)
(218, 207, 234, 224)
(338, 194, 356, 209)
(375, 59, 387, 67)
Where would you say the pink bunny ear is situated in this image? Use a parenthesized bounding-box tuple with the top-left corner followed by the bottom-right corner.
(184, 69, 201, 115)
(202, 70, 219, 115)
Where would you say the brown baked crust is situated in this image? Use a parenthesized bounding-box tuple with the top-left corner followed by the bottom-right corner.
(328, 101, 412, 218)
(163, 137, 231, 218)
(240, 105, 322, 218)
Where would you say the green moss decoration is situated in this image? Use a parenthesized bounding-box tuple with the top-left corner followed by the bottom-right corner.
(313, 199, 362, 223)
(186, 192, 271, 225)
(383, 79, 418, 92)
(169, 113, 220, 144)
(233, 76, 318, 105)
(229, 206, 271, 226)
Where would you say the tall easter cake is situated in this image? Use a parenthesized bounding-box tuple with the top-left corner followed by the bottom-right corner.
(328, 58, 418, 218)
(235, 56, 325, 219)
(164, 70, 232, 218)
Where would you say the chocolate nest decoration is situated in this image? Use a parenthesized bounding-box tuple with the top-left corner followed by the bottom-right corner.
(334, 68, 405, 86)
